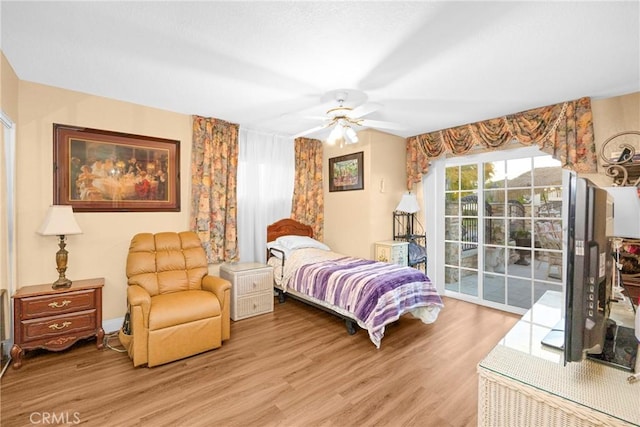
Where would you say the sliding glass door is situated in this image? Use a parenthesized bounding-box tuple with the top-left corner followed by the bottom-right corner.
(442, 148, 565, 313)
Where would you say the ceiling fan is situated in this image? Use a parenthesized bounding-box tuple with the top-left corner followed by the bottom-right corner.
(292, 89, 405, 144)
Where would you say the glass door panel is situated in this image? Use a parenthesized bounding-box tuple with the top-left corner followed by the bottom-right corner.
(483, 273, 505, 304)
(443, 153, 564, 313)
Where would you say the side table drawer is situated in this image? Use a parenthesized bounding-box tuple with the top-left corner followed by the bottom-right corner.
(390, 245, 408, 264)
(220, 263, 274, 321)
(375, 242, 408, 266)
(234, 270, 272, 297)
(11, 278, 104, 369)
(233, 293, 273, 320)
(21, 310, 97, 345)
(19, 289, 97, 320)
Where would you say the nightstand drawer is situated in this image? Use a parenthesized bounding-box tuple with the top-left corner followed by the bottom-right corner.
(19, 289, 97, 320)
(233, 270, 272, 297)
(233, 293, 273, 320)
(11, 278, 104, 369)
(220, 262, 275, 321)
(21, 310, 97, 344)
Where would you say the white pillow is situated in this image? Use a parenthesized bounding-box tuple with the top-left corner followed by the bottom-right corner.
(276, 235, 330, 251)
(267, 241, 290, 259)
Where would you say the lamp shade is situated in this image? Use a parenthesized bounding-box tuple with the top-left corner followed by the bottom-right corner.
(395, 193, 420, 213)
(37, 205, 82, 236)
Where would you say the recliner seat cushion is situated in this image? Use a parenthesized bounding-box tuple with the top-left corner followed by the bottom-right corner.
(149, 290, 221, 330)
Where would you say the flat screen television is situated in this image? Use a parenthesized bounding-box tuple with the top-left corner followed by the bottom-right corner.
(560, 174, 637, 371)
(564, 174, 613, 363)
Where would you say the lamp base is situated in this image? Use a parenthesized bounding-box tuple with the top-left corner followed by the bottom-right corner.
(52, 277, 72, 289)
(52, 235, 72, 289)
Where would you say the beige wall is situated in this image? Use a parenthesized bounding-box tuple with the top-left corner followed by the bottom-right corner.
(1, 51, 20, 120)
(323, 129, 408, 259)
(16, 81, 192, 326)
(588, 92, 640, 186)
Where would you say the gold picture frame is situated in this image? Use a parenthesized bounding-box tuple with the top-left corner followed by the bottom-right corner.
(53, 124, 180, 212)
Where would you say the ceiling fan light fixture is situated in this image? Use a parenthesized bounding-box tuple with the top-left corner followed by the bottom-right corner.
(294, 89, 401, 141)
(327, 124, 344, 145)
(345, 126, 359, 143)
(327, 106, 352, 118)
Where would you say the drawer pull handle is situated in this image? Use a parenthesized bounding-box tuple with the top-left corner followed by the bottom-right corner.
(48, 300, 72, 309)
(49, 321, 72, 330)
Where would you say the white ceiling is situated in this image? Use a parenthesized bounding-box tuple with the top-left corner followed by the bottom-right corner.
(2, 1, 639, 139)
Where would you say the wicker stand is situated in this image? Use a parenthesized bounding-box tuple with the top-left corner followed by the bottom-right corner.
(478, 292, 639, 427)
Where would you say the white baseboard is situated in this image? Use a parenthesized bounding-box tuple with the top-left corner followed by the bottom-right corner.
(103, 317, 124, 334)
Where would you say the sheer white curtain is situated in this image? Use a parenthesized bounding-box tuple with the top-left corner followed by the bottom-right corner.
(237, 128, 294, 263)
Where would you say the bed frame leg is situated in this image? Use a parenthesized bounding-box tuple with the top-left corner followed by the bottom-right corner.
(345, 319, 357, 335)
(275, 289, 286, 304)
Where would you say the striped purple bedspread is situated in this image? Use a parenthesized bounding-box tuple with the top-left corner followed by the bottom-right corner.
(288, 256, 443, 348)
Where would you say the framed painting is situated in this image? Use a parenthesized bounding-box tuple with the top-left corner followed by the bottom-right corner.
(53, 124, 180, 212)
(329, 151, 364, 192)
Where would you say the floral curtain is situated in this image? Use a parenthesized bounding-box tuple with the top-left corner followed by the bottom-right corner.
(406, 97, 597, 189)
(291, 137, 324, 240)
(191, 116, 239, 263)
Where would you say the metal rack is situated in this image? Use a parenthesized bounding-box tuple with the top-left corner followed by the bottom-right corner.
(599, 130, 640, 187)
(393, 211, 427, 272)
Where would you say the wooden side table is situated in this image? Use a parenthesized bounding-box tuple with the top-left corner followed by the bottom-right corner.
(11, 278, 104, 369)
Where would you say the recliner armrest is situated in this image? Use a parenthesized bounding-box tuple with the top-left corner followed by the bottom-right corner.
(127, 284, 151, 327)
(202, 275, 232, 341)
(202, 275, 231, 304)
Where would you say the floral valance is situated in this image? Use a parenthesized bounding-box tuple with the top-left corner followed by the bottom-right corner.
(406, 97, 597, 189)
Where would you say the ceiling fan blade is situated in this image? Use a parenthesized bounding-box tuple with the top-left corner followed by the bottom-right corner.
(359, 119, 406, 131)
(280, 113, 328, 121)
(299, 115, 330, 121)
(292, 123, 333, 139)
(349, 102, 382, 118)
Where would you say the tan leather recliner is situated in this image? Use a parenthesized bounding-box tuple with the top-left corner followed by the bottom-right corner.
(119, 231, 231, 367)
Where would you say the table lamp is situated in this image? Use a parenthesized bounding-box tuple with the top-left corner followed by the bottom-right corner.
(37, 205, 83, 289)
(395, 192, 420, 237)
(395, 192, 420, 214)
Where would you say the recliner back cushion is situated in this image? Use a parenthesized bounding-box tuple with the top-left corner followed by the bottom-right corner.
(126, 231, 208, 296)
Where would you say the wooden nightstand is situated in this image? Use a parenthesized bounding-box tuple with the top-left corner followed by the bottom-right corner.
(219, 263, 274, 320)
(375, 241, 408, 266)
(11, 278, 104, 369)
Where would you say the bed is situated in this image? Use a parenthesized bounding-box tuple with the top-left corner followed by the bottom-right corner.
(266, 218, 444, 348)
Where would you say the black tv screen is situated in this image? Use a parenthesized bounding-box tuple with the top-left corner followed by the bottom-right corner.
(564, 174, 613, 363)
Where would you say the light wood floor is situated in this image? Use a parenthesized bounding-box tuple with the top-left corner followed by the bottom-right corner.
(1, 296, 518, 427)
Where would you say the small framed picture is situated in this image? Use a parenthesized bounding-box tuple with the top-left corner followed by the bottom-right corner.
(328, 151, 364, 192)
